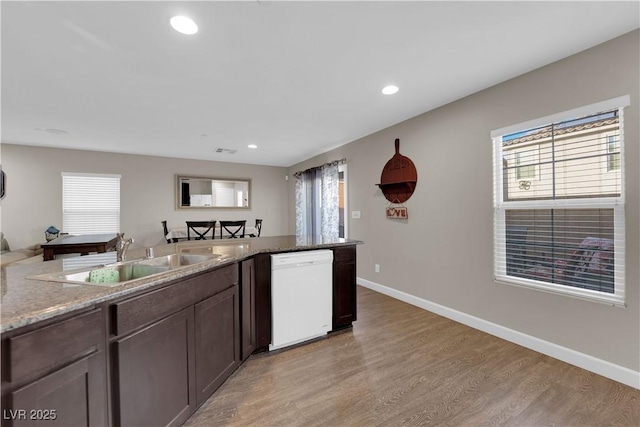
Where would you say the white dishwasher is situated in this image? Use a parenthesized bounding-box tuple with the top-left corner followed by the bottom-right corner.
(270, 250, 333, 351)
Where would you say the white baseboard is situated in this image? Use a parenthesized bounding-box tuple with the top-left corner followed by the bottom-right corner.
(357, 277, 640, 390)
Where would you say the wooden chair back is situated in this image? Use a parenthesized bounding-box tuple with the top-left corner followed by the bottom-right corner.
(253, 219, 263, 237)
(186, 220, 216, 240)
(161, 220, 171, 243)
(219, 220, 246, 238)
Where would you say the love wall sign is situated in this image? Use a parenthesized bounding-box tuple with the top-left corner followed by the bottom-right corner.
(386, 206, 408, 219)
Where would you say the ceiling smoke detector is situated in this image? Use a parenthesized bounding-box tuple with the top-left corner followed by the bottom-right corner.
(215, 148, 237, 154)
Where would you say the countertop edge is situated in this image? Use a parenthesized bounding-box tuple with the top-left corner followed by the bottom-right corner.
(1, 238, 362, 334)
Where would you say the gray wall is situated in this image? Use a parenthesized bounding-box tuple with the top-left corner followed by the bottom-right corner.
(0, 145, 289, 250)
(1, 29, 637, 374)
(288, 30, 640, 371)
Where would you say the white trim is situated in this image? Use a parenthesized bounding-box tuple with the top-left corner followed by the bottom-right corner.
(498, 198, 622, 210)
(619, 106, 627, 204)
(357, 277, 640, 390)
(491, 95, 630, 138)
(61, 172, 122, 179)
(494, 275, 625, 307)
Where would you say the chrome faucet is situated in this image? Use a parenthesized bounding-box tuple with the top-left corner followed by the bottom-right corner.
(116, 233, 134, 262)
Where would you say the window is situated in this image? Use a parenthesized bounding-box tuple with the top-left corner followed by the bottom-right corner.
(492, 96, 628, 306)
(607, 135, 620, 171)
(62, 173, 121, 235)
(515, 148, 538, 180)
(294, 160, 343, 239)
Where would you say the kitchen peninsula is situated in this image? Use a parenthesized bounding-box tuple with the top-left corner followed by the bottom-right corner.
(1, 235, 361, 427)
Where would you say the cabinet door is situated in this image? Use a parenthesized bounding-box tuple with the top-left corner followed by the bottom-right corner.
(194, 286, 240, 406)
(114, 307, 195, 427)
(9, 352, 107, 427)
(333, 246, 357, 330)
(240, 259, 256, 361)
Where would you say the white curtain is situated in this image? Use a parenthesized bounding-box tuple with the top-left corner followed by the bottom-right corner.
(295, 161, 340, 239)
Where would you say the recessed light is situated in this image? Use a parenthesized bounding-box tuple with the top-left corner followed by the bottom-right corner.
(248, 144, 258, 149)
(381, 85, 399, 95)
(170, 16, 198, 35)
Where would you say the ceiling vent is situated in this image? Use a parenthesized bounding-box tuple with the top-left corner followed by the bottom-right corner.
(215, 148, 237, 154)
(43, 128, 68, 135)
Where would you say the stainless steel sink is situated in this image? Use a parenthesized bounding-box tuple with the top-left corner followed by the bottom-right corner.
(29, 263, 171, 287)
(27, 253, 220, 287)
(181, 244, 246, 258)
(135, 253, 221, 268)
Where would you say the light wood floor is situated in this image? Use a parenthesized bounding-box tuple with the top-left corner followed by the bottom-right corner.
(184, 286, 639, 427)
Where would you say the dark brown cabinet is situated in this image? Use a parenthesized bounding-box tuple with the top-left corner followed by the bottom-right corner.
(8, 352, 107, 427)
(1, 309, 107, 427)
(253, 253, 272, 351)
(8, 351, 106, 427)
(113, 307, 195, 427)
(194, 286, 239, 405)
(240, 258, 256, 361)
(332, 246, 357, 330)
(109, 264, 239, 427)
(2, 244, 359, 427)
(253, 245, 358, 350)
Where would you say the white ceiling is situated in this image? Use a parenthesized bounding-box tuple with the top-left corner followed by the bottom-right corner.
(2, 1, 638, 167)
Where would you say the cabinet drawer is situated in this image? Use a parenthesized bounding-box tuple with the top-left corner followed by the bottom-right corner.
(7, 309, 103, 384)
(113, 264, 238, 337)
(333, 246, 356, 264)
(10, 351, 108, 427)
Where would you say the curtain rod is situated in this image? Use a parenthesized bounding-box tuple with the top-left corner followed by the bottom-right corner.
(293, 158, 346, 178)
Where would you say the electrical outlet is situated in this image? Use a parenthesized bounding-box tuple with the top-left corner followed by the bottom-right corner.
(352, 211, 361, 219)
(375, 264, 380, 273)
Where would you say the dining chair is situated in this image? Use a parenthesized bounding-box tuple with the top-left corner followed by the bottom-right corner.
(250, 219, 262, 237)
(161, 220, 171, 243)
(186, 220, 216, 240)
(219, 220, 246, 238)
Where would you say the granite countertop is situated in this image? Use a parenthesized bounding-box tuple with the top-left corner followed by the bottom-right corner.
(1, 235, 361, 334)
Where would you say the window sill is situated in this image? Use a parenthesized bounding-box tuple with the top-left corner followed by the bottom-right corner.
(494, 274, 625, 307)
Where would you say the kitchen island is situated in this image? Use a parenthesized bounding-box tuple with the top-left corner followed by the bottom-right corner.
(1, 235, 361, 427)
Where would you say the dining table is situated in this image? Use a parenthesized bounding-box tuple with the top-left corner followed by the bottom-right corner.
(166, 226, 258, 242)
(42, 233, 119, 261)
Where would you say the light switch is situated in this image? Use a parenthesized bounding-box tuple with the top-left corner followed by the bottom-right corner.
(352, 211, 361, 219)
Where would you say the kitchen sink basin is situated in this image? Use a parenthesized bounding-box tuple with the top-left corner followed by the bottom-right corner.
(27, 253, 220, 287)
(134, 253, 221, 268)
(29, 263, 171, 287)
(181, 244, 247, 258)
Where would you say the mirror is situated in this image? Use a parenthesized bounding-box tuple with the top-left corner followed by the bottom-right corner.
(176, 175, 251, 209)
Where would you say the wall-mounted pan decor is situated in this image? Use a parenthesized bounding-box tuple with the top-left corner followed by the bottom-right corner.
(376, 138, 417, 204)
(0, 166, 5, 199)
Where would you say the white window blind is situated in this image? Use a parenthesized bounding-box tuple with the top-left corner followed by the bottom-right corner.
(492, 96, 628, 306)
(62, 173, 121, 235)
